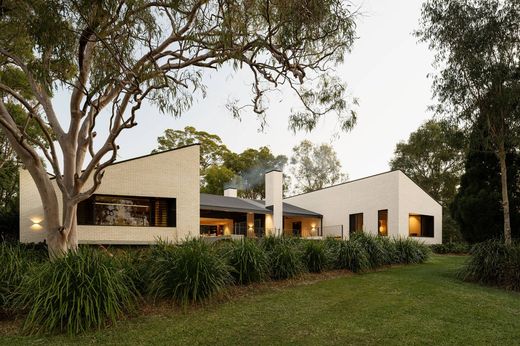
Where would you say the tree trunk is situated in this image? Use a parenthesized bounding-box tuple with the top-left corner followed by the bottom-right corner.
(497, 145, 512, 246)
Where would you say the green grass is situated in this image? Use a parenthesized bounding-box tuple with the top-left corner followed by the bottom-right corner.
(1, 255, 520, 345)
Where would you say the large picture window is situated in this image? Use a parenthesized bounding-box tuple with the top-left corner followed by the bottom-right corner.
(408, 214, 434, 237)
(77, 194, 176, 227)
(349, 213, 363, 234)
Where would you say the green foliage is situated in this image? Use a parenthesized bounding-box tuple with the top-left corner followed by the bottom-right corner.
(147, 239, 232, 305)
(201, 165, 236, 196)
(451, 122, 520, 243)
(327, 240, 370, 273)
(351, 233, 390, 268)
(290, 140, 346, 194)
(263, 237, 303, 280)
(430, 242, 469, 254)
(393, 238, 430, 264)
(14, 247, 137, 335)
(0, 243, 31, 311)
(112, 247, 152, 296)
(153, 126, 230, 171)
(458, 240, 520, 290)
(302, 240, 329, 273)
(225, 239, 268, 284)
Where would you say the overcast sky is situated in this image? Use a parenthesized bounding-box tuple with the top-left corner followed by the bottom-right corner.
(53, 0, 435, 181)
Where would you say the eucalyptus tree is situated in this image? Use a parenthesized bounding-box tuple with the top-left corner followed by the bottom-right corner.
(418, 0, 520, 245)
(290, 140, 346, 194)
(0, 1, 358, 256)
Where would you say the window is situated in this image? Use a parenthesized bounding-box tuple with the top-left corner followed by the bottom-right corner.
(378, 210, 388, 236)
(408, 214, 434, 237)
(77, 194, 176, 227)
(349, 213, 363, 234)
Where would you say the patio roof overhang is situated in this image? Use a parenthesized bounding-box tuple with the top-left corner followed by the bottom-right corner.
(200, 193, 322, 218)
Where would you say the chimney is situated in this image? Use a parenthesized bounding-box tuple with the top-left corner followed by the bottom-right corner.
(265, 170, 283, 236)
(224, 187, 237, 198)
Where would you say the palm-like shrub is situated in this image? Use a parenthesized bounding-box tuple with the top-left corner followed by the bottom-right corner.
(148, 239, 232, 304)
(14, 247, 137, 335)
(393, 238, 430, 264)
(302, 240, 329, 273)
(351, 233, 390, 268)
(226, 239, 268, 284)
(331, 240, 370, 273)
(265, 237, 303, 280)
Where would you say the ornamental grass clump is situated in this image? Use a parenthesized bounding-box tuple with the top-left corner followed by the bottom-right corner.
(393, 238, 430, 264)
(265, 237, 303, 280)
(330, 240, 370, 273)
(0, 243, 33, 312)
(351, 233, 390, 268)
(458, 239, 520, 291)
(302, 240, 329, 273)
(14, 247, 137, 335)
(147, 239, 232, 305)
(226, 239, 268, 285)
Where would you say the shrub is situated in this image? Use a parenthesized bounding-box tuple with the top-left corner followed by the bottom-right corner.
(430, 242, 470, 254)
(330, 240, 370, 273)
(113, 247, 151, 295)
(375, 236, 399, 265)
(265, 237, 303, 280)
(226, 239, 268, 284)
(458, 240, 517, 289)
(351, 233, 390, 268)
(0, 243, 32, 312)
(393, 238, 430, 264)
(148, 239, 232, 304)
(14, 247, 137, 335)
(302, 240, 329, 273)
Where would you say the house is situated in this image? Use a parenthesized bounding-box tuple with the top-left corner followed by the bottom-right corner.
(19, 143, 442, 244)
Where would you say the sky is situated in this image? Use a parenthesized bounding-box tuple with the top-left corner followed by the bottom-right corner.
(53, 0, 436, 181)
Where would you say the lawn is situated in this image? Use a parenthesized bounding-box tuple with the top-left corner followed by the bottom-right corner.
(1, 255, 519, 345)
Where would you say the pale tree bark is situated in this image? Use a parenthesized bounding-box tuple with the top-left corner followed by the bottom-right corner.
(497, 142, 512, 246)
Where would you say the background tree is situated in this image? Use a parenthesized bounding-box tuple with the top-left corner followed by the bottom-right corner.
(451, 118, 520, 243)
(418, 0, 520, 244)
(153, 126, 230, 171)
(0, 0, 358, 255)
(0, 66, 47, 241)
(201, 165, 236, 196)
(290, 140, 346, 194)
(223, 147, 288, 199)
(389, 119, 466, 242)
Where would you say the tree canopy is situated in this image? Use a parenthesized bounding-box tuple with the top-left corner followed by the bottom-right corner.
(290, 140, 346, 194)
(0, 0, 358, 254)
(389, 119, 466, 206)
(418, 0, 520, 244)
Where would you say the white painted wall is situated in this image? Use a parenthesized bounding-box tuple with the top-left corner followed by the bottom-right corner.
(19, 145, 200, 245)
(397, 172, 442, 244)
(285, 170, 442, 243)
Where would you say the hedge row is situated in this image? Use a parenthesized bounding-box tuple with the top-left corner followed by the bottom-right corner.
(0, 235, 430, 335)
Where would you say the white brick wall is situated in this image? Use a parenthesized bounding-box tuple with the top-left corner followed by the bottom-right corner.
(284, 170, 442, 244)
(19, 145, 200, 244)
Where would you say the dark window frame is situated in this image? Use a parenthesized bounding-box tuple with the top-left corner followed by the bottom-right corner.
(349, 213, 364, 234)
(77, 194, 177, 228)
(408, 214, 434, 238)
(378, 209, 388, 236)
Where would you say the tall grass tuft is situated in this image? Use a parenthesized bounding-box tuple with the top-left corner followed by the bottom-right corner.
(14, 247, 137, 335)
(393, 238, 430, 264)
(302, 240, 329, 273)
(226, 239, 268, 284)
(458, 240, 513, 287)
(0, 243, 33, 312)
(264, 237, 303, 280)
(329, 240, 370, 273)
(148, 239, 232, 304)
(351, 233, 390, 268)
